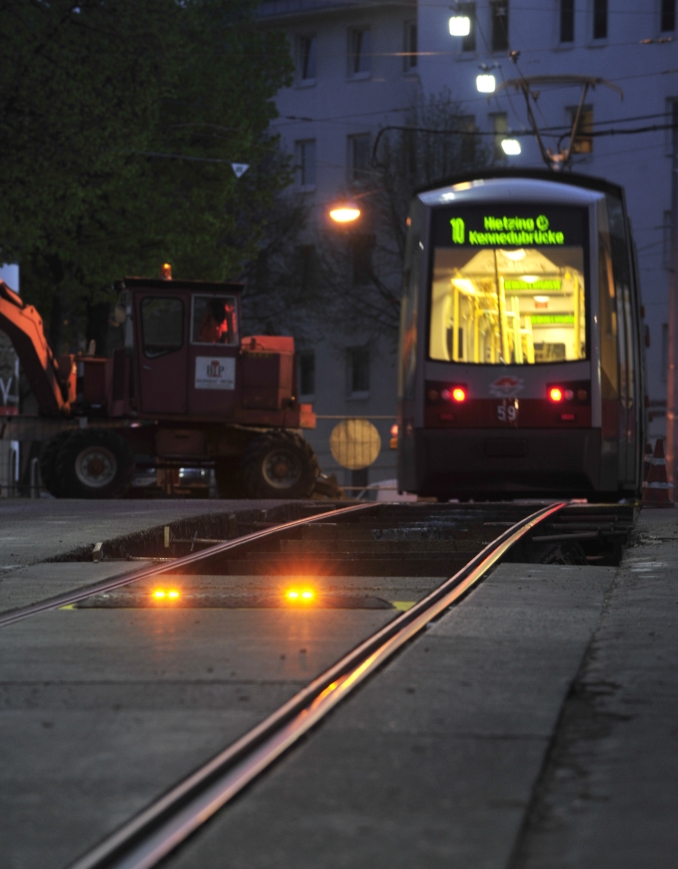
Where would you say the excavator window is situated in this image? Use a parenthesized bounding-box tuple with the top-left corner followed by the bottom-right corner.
(141, 297, 184, 358)
(191, 295, 238, 345)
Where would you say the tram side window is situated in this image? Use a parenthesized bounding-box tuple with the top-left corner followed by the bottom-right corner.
(141, 297, 184, 358)
(429, 245, 587, 365)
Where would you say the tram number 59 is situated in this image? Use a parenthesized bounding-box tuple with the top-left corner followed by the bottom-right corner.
(497, 404, 518, 422)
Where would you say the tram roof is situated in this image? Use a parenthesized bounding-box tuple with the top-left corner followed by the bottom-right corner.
(416, 168, 624, 208)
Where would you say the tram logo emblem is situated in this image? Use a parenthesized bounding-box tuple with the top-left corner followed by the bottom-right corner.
(450, 217, 465, 244)
(489, 376, 524, 398)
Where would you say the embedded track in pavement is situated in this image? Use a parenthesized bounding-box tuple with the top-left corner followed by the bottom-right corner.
(0, 500, 636, 869)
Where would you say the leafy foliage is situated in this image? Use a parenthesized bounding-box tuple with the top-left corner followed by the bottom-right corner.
(327, 91, 492, 340)
(0, 0, 292, 348)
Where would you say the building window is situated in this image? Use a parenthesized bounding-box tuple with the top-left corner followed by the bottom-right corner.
(491, 1, 509, 52)
(297, 35, 317, 80)
(403, 21, 417, 71)
(458, 115, 478, 166)
(662, 0, 676, 32)
(296, 244, 316, 296)
(569, 105, 593, 153)
(348, 27, 371, 77)
(490, 112, 508, 161)
(347, 133, 371, 184)
(298, 350, 315, 396)
(348, 346, 370, 395)
(351, 235, 375, 285)
(560, 0, 575, 42)
(295, 139, 316, 190)
(593, 0, 607, 39)
(458, 2, 476, 52)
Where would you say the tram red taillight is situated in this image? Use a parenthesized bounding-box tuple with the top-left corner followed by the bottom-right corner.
(549, 387, 563, 402)
(549, 386, 575, 403)
(451, 387, 466, 402)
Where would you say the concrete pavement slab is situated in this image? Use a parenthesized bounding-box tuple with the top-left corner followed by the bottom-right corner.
(510, 510, 678, 869)
(162, 562, 614, 869)
(0, 498, 291, 571)
(0, 607, 395, 869)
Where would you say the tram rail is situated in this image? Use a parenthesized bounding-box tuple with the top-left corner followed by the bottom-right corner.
(0, 499, 636, 869)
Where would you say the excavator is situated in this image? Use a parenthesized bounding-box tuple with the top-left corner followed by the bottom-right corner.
(0, 270, 319, 499)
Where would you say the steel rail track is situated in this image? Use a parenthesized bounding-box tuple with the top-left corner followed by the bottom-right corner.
(67, 501, 566, 869)
(0, 502, 375, 628)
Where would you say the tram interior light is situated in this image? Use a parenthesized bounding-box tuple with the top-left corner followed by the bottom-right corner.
(476, 74, 496, 93)
(501, 248, 526, 261)
(449, 15, 471, 36)
(501, 138, 522, 156)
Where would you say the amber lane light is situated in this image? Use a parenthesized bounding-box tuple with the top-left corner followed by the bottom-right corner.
(152, 588, 180, 602)
(549, 387, 563, 402)
(452, 387, 466, 402)
(286, 588, 315, 603)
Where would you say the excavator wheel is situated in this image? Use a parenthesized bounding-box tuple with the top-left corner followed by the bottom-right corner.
(55, 428, 135, 499)
(39, 430, 74, 497)
(241, 430, 318, 499)
(214, 458, 245, 499)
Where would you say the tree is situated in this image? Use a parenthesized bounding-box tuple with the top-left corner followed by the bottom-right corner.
(0, 0, 293, 350)
(313, 91, 492, 342)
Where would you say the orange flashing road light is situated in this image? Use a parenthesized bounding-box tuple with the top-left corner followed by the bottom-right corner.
(152, 588, 180, 602)
(160, 263, 172, 280)
(286, 588, 315, 603)
(329, 204, 361, 224)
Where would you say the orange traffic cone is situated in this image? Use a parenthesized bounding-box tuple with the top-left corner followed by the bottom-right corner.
(641, 438, 674, 508)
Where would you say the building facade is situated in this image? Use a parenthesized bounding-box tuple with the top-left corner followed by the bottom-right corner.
(260, 0, 678, 490)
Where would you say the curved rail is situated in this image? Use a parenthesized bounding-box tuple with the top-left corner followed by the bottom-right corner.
(68, 501, 566, 869)
(0, 502, 376, 628)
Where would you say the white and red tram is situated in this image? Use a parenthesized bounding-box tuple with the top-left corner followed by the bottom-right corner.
(397, 169, 646, 501)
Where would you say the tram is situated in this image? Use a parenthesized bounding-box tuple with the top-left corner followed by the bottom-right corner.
(397, 169, 646, 501)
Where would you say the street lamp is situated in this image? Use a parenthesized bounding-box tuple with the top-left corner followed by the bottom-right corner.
(328, 202, 361, 223)
(448, 15, 471, 36)
(476, 74, 496, 93)
(501, 138, 521, 155)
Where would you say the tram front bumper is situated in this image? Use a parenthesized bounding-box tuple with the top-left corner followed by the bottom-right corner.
(411, 427, 603, 498)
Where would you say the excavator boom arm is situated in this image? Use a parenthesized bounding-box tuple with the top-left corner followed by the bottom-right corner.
(0, 281, 69, 415)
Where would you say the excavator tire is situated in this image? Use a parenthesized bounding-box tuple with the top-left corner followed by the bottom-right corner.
(39, 430, 74, 498)
(55, 428, 135, 499)
(241, 430, 318, 499)
(214, 458, 245, 499)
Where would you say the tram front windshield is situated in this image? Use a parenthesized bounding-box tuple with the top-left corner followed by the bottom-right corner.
(429, 205, 587, 365)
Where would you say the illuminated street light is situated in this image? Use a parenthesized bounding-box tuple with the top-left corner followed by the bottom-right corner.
(501, 138, 522, 155)
(476, 74, 496, 94)
(448, 16, 471, 36)
(329, 203, 361, 223)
